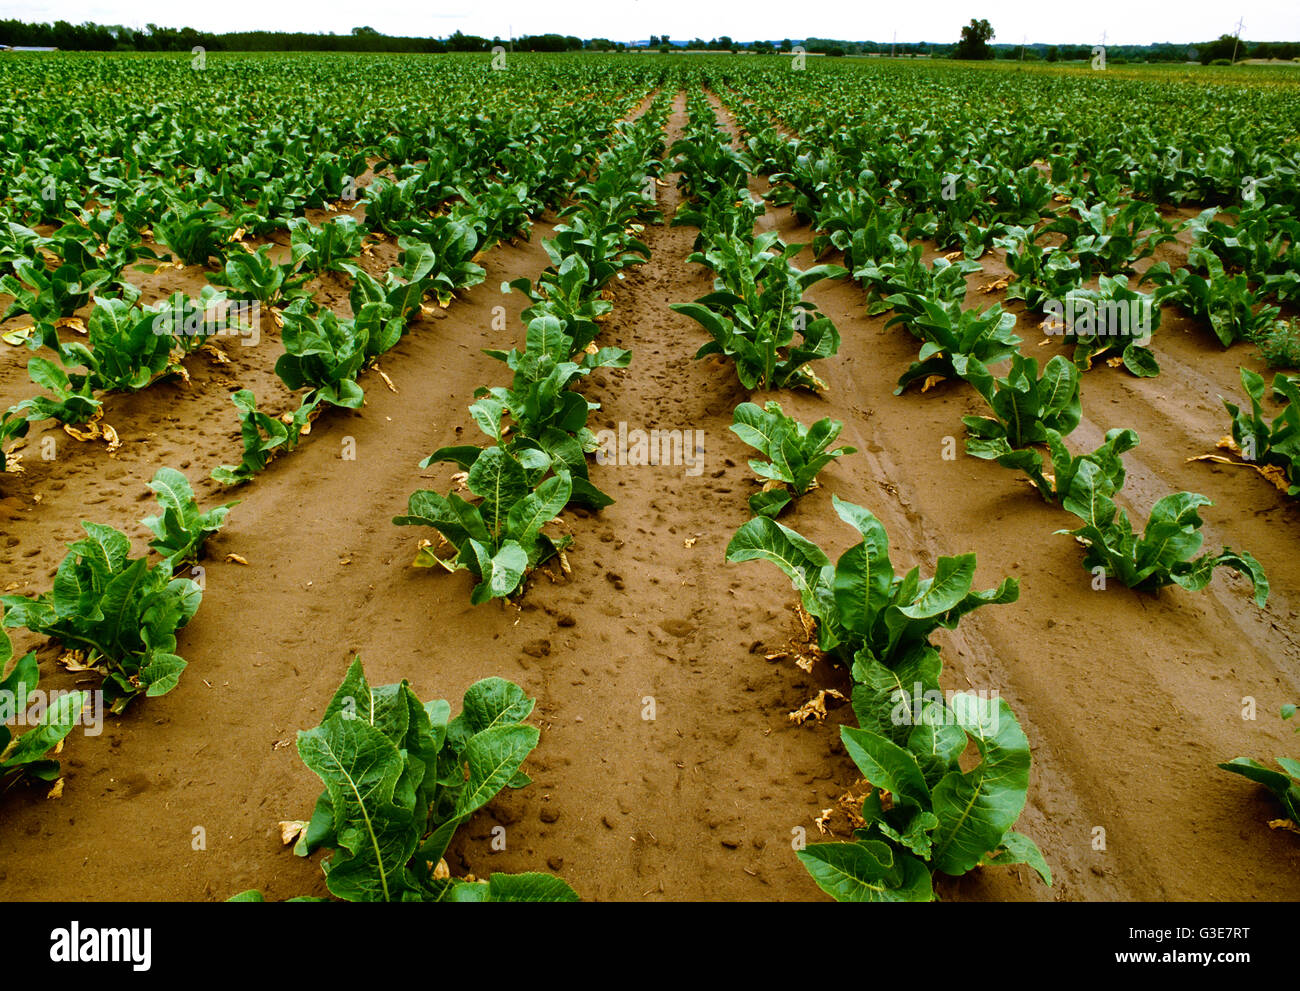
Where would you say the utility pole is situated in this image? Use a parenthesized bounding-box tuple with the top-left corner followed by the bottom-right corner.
(891, 30, 896, 58)
(1231, 17, 1245, 63)
(1021, 33, 1027, 61)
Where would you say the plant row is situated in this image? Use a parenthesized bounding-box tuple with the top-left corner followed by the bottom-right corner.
(391, 97, 668, 604)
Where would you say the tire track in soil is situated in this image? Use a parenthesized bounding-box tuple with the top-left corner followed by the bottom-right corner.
(705, 91, 1300, 900)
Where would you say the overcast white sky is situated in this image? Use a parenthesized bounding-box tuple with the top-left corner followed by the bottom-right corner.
(3, 0, 1298, 44)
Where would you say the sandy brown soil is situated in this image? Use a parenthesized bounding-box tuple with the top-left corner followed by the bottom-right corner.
(0, 90, 1297, 902)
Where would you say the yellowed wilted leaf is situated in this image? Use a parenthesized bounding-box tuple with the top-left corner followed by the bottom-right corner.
(376, 367, 398, 393)
(921, 374, 946, 393)
(814, 808, 835, 835)
(58, 649, 99, 673)
(978, 278, 1009, 293)
(279, 820, 307, 845)
(225, 553, 250, 565)
(1106, 357, 1125, 368)
(62, 413, 102, 443)
(2, 327, 34, 346)
(200, 343, 230, 364)
(836, 789, 867, 828)
(413, 539, 450, 570)
(789, 688, 848, 725)
(942, 250, 964, 262)
(432, 859, 451, 880)
(1268, 818, 1300, 834)
(1257, 464, 1291, 492)
(795, 602, 818, 642)
(683, 536, 697, 548)
(47, 778, 65, 800)
(55, 317, 87, 335)
(558, 550, 572, 576)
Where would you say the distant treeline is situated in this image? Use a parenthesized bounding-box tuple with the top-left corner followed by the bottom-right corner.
(1, 20, 1298, 64)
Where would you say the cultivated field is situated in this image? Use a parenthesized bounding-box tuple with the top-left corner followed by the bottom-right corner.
(0, 51, 1297, 902)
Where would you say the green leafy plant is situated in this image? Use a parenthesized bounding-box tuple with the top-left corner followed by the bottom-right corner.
(894, 300, 1022, 395)
(1043, 198, 1175, 278)
(730, 401, 856, 517)
(1, 258, 112, 325)
(798, 693, 1050, 902)
(275, 301, 368, 410)
(234, 659, 578, 902)
(58, 296, 181, 393)
(726, 495, 1019, 669)
(13, 356, 102, 426)
(1051, 275, 1161, 376)
(342, 238, 439, 324)
(394, 447, 573, 604)
(287, 216, 365, 275)
(1, 521, 203, 711)
(212, 244, 306, 308)
(154, 202, 232, 267)
(1059, 479, 1269, 604)
(211, 389, 310, 486)
(140, 467, 236, 570)
(1148, 251, 1280, 349)
(674, 296, 840, 393)
(1, 619, 88, 789)
(1219, 705, 1299, 826)
(402, 213, 488, 304)
(960, 353, 1082, 454)
(996, 227, 1083, 309)
(987, 427, 1139, 506)
(1221, 368, 1300, 495)
(726, 497, 1042, 901)
(1253, 319, 1300, 371)
(502, 254, 611, 352)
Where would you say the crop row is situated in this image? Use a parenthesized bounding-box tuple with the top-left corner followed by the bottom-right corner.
(663, 86, 1047, 901)
(229, 95, 674, 902)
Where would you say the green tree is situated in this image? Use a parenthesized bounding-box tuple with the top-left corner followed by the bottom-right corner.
(1199, 34, 1239, 64)
(954, 18, 995, 60)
